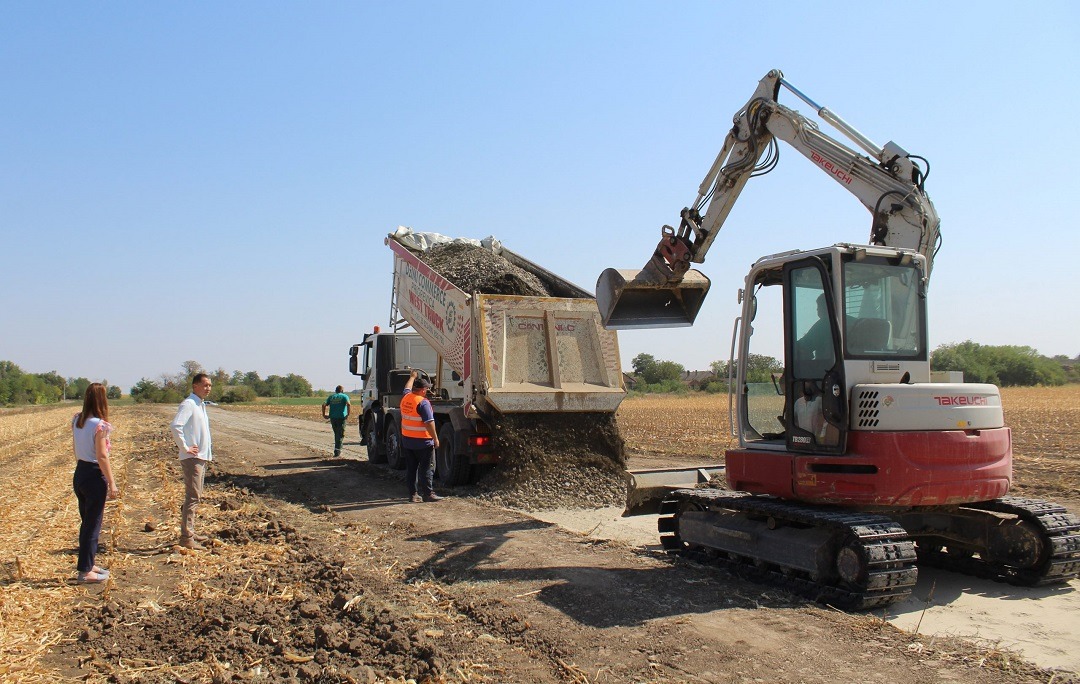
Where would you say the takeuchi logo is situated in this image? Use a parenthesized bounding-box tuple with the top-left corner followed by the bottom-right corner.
(932, 395, 989, 406)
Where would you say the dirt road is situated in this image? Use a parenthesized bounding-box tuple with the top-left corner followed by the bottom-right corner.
(204, 407, 1080, 678)
(17, 403, 1072, 682)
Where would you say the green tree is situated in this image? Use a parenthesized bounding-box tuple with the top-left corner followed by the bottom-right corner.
(219, 385, 257, 403)
(130, 378, 161, 403)
(67, 377, 91, 400)
(931, 341, 1066, 387)
(631, 353, 656, 377)
(0, 360, 21, 404)
(629, 353, 685, 390)
(106, 385, 122, 400)
(646, 360, 685, 384)
(742, 354, 784, 383)
(281, 373, 313, 397)
(262, 375, 285, 397)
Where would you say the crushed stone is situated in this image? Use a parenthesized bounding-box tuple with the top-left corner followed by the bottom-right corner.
(422, 242, 553, 297)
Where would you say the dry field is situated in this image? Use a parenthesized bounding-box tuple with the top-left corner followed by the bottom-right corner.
(231, 387, 1080, 488)
(0, 404, 171, 681)
(616, 386, 1080, 504)
(1000, 385, 1080, 501)
(0, 386, 1076, 682)
(223, 403, 328, 423)
(0, 404, 448, 683)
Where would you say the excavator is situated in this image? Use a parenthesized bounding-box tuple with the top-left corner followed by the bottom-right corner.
(597, 69, 1079, 609)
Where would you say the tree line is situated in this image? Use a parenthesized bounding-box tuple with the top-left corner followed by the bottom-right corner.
(0, 360, 313, 407)
(628, 342, 1079, 394)
(130, 361, 313, 404)
(0, 361, 121, 405)
(930, 342, 1077, 386)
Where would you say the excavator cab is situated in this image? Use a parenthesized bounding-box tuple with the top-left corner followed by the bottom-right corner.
(596, 265, 711, 329)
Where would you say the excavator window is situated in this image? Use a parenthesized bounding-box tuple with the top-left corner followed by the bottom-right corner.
(786, 263, 844, 451)
(740, 279, 785, 441)
(842, 259, 925, 359)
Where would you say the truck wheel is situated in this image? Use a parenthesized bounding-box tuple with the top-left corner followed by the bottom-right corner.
(366, 417, 386, 464)
(436, 424, 471, 487)
(385, 419, 405, 470)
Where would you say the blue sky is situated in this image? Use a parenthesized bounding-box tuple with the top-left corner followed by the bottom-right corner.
(2, 2, 1077, 392)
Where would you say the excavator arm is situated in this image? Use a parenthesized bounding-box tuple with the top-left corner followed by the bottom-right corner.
(597, 69, 941, 329)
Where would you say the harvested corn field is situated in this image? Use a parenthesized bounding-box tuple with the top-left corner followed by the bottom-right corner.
(1, 392, 1077, 682)
(1001, 385, 1080, 504)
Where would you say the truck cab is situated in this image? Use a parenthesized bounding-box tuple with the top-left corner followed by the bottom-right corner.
(350, 328, 493, 486)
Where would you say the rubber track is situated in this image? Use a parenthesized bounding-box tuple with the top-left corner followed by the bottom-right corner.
(915, 496, 1080, 586)
(659, 490, 917, 610)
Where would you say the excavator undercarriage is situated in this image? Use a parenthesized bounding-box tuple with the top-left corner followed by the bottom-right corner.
(658, 489, 1080, 609)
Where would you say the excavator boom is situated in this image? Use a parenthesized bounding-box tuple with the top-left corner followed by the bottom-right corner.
(598, 69, 940, 329)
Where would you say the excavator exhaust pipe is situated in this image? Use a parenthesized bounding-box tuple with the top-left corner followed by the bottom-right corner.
(596, 267, 712, 330)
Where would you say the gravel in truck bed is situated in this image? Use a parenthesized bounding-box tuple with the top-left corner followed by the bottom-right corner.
(422, 241, 554, 297)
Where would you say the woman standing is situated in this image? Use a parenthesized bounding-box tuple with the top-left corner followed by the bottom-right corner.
(72, 383, 119, 583)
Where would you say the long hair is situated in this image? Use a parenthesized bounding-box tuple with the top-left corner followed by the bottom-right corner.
(76, 383, 109, 429)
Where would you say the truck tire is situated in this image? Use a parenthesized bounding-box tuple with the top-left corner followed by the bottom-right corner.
(385, 418, 405, 470)
(365, 416, 386, 464)
(436, 423, 472, 487)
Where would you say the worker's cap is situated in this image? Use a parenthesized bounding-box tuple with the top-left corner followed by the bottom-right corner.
(412, 377, 431, 389)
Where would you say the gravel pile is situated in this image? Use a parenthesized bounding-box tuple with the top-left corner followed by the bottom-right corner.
(423, 242, 553, 297)
(473, 412, 627, 511)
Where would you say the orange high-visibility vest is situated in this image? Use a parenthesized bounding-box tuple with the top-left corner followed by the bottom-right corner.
(400, 392, 432, 440)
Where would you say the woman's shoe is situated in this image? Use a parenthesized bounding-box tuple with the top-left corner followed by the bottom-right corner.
(77, 570, 108, 583)
(91, 566, 109, 577)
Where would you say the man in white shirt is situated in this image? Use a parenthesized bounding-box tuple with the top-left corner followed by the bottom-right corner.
(170, 373, 214, 550)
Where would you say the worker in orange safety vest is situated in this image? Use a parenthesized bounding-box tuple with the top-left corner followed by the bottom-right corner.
(400, 370, 443, 503)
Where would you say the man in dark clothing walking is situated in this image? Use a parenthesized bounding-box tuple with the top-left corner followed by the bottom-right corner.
(322, 385, 351, 457)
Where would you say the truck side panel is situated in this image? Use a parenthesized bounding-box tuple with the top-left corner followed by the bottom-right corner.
(478, 295, 624, 412)
(388, 237, 472, 385)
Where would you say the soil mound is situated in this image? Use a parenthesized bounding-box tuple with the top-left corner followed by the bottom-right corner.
(476, 412, 627, 511)
(423, 242, 552, 296)
(58, 485, 452, 683)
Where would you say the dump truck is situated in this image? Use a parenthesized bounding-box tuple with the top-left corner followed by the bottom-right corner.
(350, 229, 625, 485)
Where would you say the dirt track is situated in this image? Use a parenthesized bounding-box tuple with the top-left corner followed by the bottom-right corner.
(32, 404, 1078, 682)
(209, 407, 1080, 674)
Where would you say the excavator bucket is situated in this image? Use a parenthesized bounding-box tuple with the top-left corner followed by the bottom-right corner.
(623, 465, 725, 516)
(596, 267, 711, 329)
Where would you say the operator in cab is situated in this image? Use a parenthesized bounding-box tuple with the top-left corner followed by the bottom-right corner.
(795, 293, 834, 376)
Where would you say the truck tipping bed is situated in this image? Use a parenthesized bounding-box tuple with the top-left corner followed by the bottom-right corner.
(387, 233, 625, 413)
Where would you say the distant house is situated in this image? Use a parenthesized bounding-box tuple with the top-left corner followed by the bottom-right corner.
(622, 372, 638, 390)
(683, 370, 716, 389)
